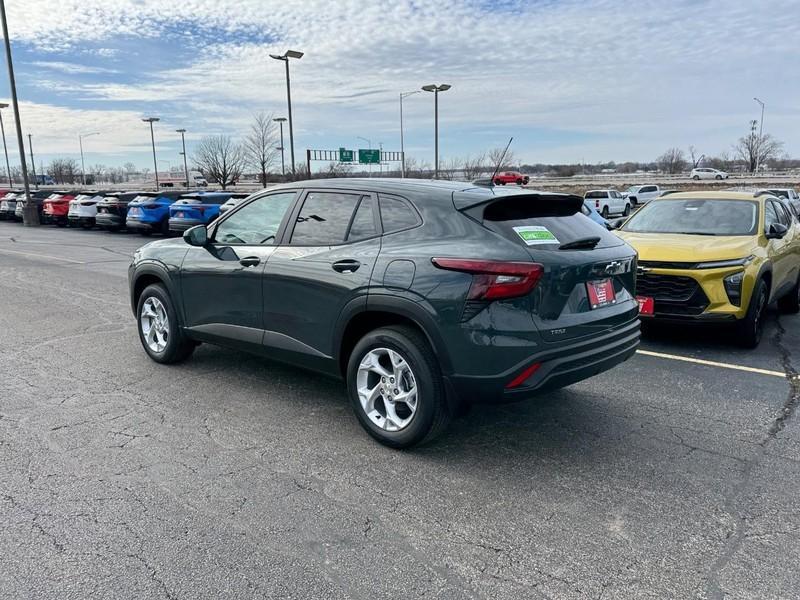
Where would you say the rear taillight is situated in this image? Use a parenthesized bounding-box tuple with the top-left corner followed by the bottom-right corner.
(595, 199, 600, 209)
(431, 258, 544, 301)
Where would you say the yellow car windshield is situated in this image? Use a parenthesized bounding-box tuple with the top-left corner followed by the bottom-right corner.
(623, 199, 758, 236)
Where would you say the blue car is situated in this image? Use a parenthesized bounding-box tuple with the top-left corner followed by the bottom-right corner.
(168, 192, 250, 233)
(581, 199, 611, 229)
(125, 191, 185, 235)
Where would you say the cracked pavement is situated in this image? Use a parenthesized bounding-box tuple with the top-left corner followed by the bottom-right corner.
(1, 223, 799, 599)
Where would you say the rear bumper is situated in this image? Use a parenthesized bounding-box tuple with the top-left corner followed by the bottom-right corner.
(446, 318, 640, 404)
(68, 215, 95, 225)
(96, 214, 125, 228)
(169, 218, 203, 232)
(126, 216, 157, 231)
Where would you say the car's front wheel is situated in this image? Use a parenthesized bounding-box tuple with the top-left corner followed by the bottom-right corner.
(137, 283, 196, 364)
(738, 278, 768, 348)
(715, 175, 722, 180)
(623, 203, 631, 216)
(692, 175, 700, 180)
(347, 326, 451, 448)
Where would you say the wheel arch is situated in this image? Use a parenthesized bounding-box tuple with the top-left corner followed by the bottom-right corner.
(130, 263, 179, 317)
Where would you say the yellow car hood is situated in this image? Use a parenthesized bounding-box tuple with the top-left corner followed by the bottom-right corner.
(616, 232, 754, 262)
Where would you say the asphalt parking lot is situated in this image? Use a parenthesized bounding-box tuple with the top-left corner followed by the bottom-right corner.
(1, 223, 798, 599)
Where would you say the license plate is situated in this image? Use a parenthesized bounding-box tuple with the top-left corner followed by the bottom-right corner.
(636, 295, 655, 316)
(586, 279, 616, 309)
(175, 211, 184, 218)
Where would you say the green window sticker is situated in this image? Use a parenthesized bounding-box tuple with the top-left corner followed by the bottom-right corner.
(512, 225, 559, 245)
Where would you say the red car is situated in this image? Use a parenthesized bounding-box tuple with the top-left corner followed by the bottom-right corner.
(493, 171, 529, 185)
(42, 192, 77, 227)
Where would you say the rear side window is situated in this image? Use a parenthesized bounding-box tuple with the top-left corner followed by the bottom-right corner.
(379, 195, 420, 232)
(346, 196, 378, 241)
(291, 191, 361, 245)
(585, 191, 608, 199)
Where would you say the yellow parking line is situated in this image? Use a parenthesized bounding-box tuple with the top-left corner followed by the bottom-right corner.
(0, 247, 85, 264)
(636, 349, 788, 379)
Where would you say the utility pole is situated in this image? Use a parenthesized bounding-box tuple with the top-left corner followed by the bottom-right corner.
(142, 117, 160, 189)
(27, 134, 37, 189)
(421, 84, 451, 179)
(176, 128, 189, 187)
(273, 117, 287, 178)
(0, 103, 12, 186)
(0, 0, 35, 224)
(269, 50, 303, 177)
(753, 97, 765, 175)
(79, 131, 99, 186)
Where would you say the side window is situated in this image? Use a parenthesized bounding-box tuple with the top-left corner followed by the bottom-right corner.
(379, 195, 420, 233)
(346, 196, 378, 241)
(291, 191, 361, 245)
(215, 192, 295, 245)
(776, 202, 793, 226)
(764, 201, 780, 233)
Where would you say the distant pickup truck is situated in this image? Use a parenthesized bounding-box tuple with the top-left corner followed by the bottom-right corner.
(147, 171, 208, 188)
(622, 184, 661, 206)
(492, 171, 529, 186)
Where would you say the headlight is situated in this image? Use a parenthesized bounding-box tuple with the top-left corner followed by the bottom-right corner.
(723, 271, 745, 306)
(696, 256, 755, 270)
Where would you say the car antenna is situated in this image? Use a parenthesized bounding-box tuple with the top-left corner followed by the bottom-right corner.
(473, 137, 513, 187)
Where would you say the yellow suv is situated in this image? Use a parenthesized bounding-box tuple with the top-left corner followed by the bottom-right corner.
(616, 191, 800, 347)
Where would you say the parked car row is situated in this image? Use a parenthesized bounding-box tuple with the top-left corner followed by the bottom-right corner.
(0, 189, 249, 235)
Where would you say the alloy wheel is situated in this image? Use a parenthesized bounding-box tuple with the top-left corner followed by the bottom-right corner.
(140, 296, 170, 353)
(356, 348, 418, 432)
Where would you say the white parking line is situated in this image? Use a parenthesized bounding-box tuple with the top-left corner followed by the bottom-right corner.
(0, 247, 85, 264)
(636, 349, 788, 379)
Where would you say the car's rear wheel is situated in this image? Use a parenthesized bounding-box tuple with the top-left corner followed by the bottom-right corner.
(692, 175, 700, 180)
(601, 206, 610, 218)
(738, 278, 768, 348)
(347, 325, 451, 449)
(715, 175, 722, 180)
(516, 178, 524, 185)
(137, 283, 195, 364)
(777, 274, 800, 314)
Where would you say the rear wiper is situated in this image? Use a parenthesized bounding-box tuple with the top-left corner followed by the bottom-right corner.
(559, 236, 601, 250)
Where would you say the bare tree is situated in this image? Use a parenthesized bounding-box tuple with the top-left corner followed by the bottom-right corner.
(487, 147, 517, 171)
(192, 135, 247, 190)
(323, 161, 354, 178)
(655, 147, 686, 174)
(46, 158, 80, 184)
(243, 112, 279, 187)
(437, 156, 461, 180)
(461, 153, 486, 181)
(123, 162, 137, 182)
(688, 145, 705, 168)
(733, 120, 784, 173)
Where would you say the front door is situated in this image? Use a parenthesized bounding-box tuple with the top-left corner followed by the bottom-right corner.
(263, 189, 381, 369)
(180, 191, 298, 348)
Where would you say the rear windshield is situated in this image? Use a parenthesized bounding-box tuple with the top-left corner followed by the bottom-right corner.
(584, 191, 608, 199)
(622, 199, 759, 236)
(480, 197, 621, 250)
(181, 196, 229, 205)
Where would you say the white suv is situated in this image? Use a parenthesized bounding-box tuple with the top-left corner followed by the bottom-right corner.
(691, 167, 728, 180)
(584, 189, 631, 218)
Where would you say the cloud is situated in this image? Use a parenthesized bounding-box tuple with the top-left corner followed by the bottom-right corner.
(29, 61, 119, 75)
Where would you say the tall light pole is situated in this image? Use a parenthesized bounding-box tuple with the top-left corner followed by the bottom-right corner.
(0, 103, 11, 186)
(0, 0, 35, 224)
(176, 128, 189, 188)
(269, 49, 303, 177)
(142, 117, 160, 189)
(421, 84, 451, 179)
(753, 97, 765, 175)
(400, 90, 420, 178)
(357, 136, 372, 177)
(273, 117, 287, 177)
(27, 133, 37, 189)
(78, 131, 99, 186)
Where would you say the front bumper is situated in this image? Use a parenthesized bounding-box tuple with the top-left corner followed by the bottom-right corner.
(169, 217, 203, 232)
(446, 317, 640, 404)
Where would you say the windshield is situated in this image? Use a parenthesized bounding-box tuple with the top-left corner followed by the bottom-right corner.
(622, 199, 759, 236)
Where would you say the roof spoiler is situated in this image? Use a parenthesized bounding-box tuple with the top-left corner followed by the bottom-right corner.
(453, 189, 583, 214)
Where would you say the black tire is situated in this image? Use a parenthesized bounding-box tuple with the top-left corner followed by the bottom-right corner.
(738, 278, 768, 348)
(136, 283, 196, 364)
(346, 325, 451, 449)
(777, 274, 800, 314)
(629, 197, 637, 207)
(715, 175, 722, 180)
(516, 178, 524, 185)
(601, 206, 610, 219)
(160, 217, 171, 237)
(623, 203, 631, 216)
(692, 175, 700, 180)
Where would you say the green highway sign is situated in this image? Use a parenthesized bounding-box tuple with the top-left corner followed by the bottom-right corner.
(339, 147, 354, 162)
(358, 149, 381, 164)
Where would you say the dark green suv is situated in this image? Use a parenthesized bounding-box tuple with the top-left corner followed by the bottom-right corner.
(128, 179, 640, 447)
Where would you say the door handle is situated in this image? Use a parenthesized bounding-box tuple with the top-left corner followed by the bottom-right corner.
(239, 256, 261, 267)
(332, 259, 361, 273)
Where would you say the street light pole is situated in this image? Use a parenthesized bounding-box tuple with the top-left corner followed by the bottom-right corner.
(0, 0, 36, 224)
(273, 117, 287, 177)
(0, 103, 12, 186)
(421, 84, 451, 179)
(176, 128, 189, 188)
(753, 97, 765, 175)
(400, 90, 420, 178)
(27, 133, 37, 189)
(78, 131, 99, 186)
(142, 117, 160, 189)
(270, 50, 303, 177)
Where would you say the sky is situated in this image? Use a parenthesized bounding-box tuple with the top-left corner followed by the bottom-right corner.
(1, 0, 798, 173)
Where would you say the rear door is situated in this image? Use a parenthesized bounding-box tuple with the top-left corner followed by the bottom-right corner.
(262, 189, 381, 365)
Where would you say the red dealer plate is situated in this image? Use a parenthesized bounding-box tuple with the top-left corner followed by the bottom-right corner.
(587, 279, 616, 309)
(636, 295, 655, 316)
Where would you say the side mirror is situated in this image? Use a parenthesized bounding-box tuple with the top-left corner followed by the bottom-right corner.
(608, 217, 626, 230)
(766, 223, 788, 239)
(183, 224, 208, 246)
